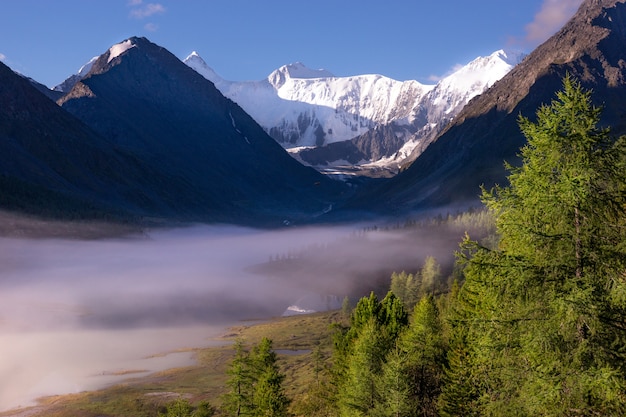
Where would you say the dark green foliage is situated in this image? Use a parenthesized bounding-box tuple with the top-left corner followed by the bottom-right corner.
(442, 75, 626, 415)
(373, 295, 446, 417)
(223, 339, 255, 417)
(399, 296, 445, 417)
(332, 287, 451, 417)
(379, 292, 409, 343)
(339, 319, 387, 415)
(251, 338, 290, 417)
(375, 347, 412, 417)
(159, 398, 194, 417)
(334, 291, 414, 416)
(349, 292, 382, 335)
(193, 401, 216, 417)
(223, 338, 289, 417)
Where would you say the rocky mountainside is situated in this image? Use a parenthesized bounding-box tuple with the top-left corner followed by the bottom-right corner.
(351, 0, 626, 213)
(53, 56, 98, 94)
(0, 60, 180, 219)
(57, 37, 344, 225)
(0, 37, 346, 225)
(184, 50, 523, 171)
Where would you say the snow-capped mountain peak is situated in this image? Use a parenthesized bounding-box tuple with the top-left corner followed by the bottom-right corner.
(458, 49, 525, 81)
(184, 52, 435, 148)
(491, 49, 526, 67)
(54, 38, 144, 92)
(428, 49, 525, 116)
(268, 62, 334, 88)
(183, 51, 223, 84)
(182, 49, 522, 169)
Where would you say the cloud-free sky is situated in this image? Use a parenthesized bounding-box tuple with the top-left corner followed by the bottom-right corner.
(1, 0, 583, 88)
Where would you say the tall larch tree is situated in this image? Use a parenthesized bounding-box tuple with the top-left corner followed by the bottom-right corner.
(443, 75, 626, 415)
(223, 339, 255, 417)
(251, 338, 290, 417)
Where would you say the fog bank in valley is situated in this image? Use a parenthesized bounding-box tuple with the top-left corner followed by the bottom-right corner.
(0, 219, 472, 411)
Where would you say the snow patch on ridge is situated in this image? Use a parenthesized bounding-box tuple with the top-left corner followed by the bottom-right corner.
(77, 56, 99, 77)
(108, 40, 135, 63)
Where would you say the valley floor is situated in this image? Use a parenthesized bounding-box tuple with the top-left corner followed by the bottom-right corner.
(0, 311, 340, 417)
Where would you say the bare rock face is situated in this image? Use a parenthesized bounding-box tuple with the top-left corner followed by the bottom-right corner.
(354, 0, 626, 213)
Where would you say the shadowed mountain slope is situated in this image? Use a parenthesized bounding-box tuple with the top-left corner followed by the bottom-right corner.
(57, 37, 345, 224)
(0, 60, 170, 219)
(348, 0, 626, 214)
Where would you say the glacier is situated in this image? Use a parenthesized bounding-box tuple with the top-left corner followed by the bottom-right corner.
(184, 49, 524, 170)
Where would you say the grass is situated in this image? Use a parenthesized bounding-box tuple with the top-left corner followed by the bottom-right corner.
(1, 311, 345, 417)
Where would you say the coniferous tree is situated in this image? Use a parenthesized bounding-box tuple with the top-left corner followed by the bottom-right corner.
(399, 296, 445, 417)
(193, 401, 216, 417)
(223, 339, 255, 417)
(293, 343, 338, 417)
(349, 292, 381, 337)
(335, 292, 409, 416)
(379, 291, 409, 345)
(159, 398, 194, 417)
(444, 76, 626, 415)
(250, 338, 290, 417)
(339, 319, 386, 416)
(419, 257, 441, 296)
(390, 271, 421, 309)
(375, 347, 412, 417)
(331, 292, 382, 388)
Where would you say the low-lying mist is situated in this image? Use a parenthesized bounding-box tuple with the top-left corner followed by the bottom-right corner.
(0, 217, 478, 411)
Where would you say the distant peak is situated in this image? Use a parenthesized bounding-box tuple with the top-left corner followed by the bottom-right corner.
(280, 62, 334, 79)
(454, 49, 525, 75)
(184, 51, 206, 65)
(183, 51, 222, 83)
(490, 49, 526, 66)
(268, 62, 334, 88)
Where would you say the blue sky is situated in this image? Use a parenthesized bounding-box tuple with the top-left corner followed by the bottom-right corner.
(0, 0, 583, 88)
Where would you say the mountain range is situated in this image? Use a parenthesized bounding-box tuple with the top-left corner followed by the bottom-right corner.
(1, 37, 343, 226)
(1, 0, 625, 227)
(184, 49, 524, 173)
(57, 46, 522, 175)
